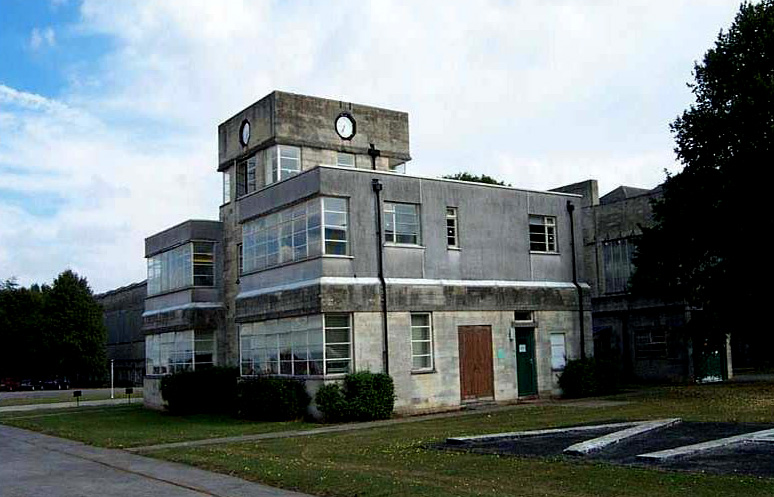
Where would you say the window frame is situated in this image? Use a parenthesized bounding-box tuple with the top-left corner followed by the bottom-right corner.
(383, 202, 421, 246)
(446, 207, 459, 249)
(410, 313, 434, 372)
(529, 215, 558, 253)
(145, 330, 215, 375)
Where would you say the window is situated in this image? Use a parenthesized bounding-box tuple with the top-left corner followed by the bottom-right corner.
(446, 207, 458, 248)
(411, 313, 433, 371)
(241, 196, 348, 273)
(246, 155, 258, 193)
(223, 171, 231, 204)
(147, 242, 215, 295)
(384, 202, 420, 245)
(268, 145, 301, 184)
(514, 311, 533, 322)
(145, 330, 215, 375)
(239, 314, 351, 376)
(337, 152, 355, 168)
(550, 333, 566, 370)
(635, 329, 668, 359)
(603, 239, 634, 294)
(529, 215, 557, 252)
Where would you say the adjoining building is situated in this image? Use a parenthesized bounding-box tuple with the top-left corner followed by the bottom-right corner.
(96, 281, 147, 387)
(138, 91, 592, 414)
(552, 180, 732, 382)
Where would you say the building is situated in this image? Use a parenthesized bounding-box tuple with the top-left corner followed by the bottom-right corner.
(552, 180, 732, 382)
(141, 91, 592, 414)
(96, 281, 147, 386)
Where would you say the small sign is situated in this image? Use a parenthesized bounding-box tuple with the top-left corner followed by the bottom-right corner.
(518, 344, 527, 353)
(73, 390, 82, 398)
(125, 387, 134, 395)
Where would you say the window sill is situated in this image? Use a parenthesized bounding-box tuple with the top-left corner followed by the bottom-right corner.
(411, 369, 436, 375)
(447, 246, 461, 251)
(147, 285, 216, 299)
(529, 251, 560, 256)
(322, 254, 354, 260)
(384, 243, 426, 250)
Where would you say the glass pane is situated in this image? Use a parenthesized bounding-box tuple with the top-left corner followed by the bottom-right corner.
(413, 355, 431, 370)
(325, 241, 347, 255)
(324, 197, 347, 212)
(326, 343, 350, 359)
(326, 360, 350, 374)
(412, 328, 429, 341)
(325, 212, 347, 227)
(413, 341, 431, 355)
(411, 314, 429, 327)
(325, 314, 350, 328)
(325, 328, 349, 344)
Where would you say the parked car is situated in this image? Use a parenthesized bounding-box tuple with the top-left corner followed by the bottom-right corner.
(0, 378, 20, 391)
(18, 379, 41, 391)
(41, 378, 70, 390)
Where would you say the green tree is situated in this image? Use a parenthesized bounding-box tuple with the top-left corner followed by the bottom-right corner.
(631, 1, 774, 351)
(442, 172, 510, 186)
(0, 280, 47, 379)
(43, 270, 107, 384)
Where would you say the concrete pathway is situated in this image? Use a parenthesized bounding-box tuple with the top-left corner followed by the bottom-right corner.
(0, 398, 141, 413)
(0, 424, 313, 497)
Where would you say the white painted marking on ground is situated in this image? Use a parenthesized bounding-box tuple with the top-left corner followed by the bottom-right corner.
(446, 421, 639, 445)
(637, 428, 774, 460)
(563, 418, 682, 455)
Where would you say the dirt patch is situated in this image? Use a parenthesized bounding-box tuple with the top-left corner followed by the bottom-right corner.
(437, 421, 774, 478)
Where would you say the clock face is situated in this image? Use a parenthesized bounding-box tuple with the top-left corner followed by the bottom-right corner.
(239, 120, 250, 146)
(335, 113, 356, 140)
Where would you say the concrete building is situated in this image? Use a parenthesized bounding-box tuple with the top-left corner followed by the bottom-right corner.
(141, 91, 592, 413)
(553, 180, 731, 382)
(96, 281, 147, 386)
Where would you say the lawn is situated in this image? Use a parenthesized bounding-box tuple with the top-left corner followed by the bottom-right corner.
(2, 382, 774, 496)
(0, 404, 316, 448)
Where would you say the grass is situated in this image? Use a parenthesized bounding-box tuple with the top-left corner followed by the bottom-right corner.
(0, 390, 142, 407)
(0, 404, 316, 448)
(150, 382, 774, 497)
(2, 382, 774, 495)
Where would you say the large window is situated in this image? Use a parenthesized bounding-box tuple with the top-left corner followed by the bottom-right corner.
(242, 197, 348, 273)
(239, 314, 351, 376)
(529, 215, 557, 252)
(384, 202, 421, 245)
(268, 145, 301, 184)
(410, 313, 433, 371)
(236, 145, 302, 197)
(550, 333, 566, 370)
(147, 242, 215, 296)
(603, 238, 634, 293)
(145, 330, 215, 375)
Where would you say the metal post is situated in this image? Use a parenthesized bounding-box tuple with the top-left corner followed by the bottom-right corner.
(110, 359, 114, 399)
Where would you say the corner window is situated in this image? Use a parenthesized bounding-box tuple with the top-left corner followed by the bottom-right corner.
(268, 145, 301, 184)
(603, 239, 634, 294)
(550, 333, 566, 370)
(193, 242, 215, 286)
(145, 330, 215, 375)
(411, 313, 433, 371)
(529, 215, 557, 252)
(239, 314, 351, 376)
(337, 152, 355, 168)
(241, 196, 348, 273)
(446, 207, 458, 248)
(236, 153, 264, 197)
(223, 171, 231, 204)
(384, 202, 421, 245)
(147, 242, 215, 295)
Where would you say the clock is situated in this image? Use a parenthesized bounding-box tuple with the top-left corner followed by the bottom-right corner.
(335, 113, 356, 140)
(239, 119, 250, 146)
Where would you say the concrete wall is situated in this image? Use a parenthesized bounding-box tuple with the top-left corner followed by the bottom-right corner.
(97, 281, 147, 386)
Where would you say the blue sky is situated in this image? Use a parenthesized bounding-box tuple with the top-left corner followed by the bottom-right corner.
(0, 0, 745, 292)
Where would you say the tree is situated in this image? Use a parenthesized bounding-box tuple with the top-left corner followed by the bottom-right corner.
(442, 172, 510, 186)
(631, 1, 774, 352)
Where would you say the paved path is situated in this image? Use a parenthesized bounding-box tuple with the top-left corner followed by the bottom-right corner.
(0, 398, 141, 413)
(0, 424, 313, 497)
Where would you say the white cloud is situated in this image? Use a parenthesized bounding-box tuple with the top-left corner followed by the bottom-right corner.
(29, 26, 56, 50)
(2, 0, 744, 291)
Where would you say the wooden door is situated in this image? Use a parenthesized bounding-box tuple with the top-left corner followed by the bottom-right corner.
(516, 328, 538, 396)
(458, 325, 494, 401)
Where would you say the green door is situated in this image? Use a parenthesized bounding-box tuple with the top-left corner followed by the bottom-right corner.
(516, 328, 538, 396)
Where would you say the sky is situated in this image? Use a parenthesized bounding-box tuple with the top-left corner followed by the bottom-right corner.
(0, 0, 745, 292)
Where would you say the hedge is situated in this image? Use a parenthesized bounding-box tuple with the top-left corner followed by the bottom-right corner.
(160, 366, 239, 415)
(315, 371, 395, 422)
(237, 376, 310, 421)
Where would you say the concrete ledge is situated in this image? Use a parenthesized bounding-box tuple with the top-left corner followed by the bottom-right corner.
(637, 428, 774, 460)
(563, 418, 682, 455)
(446, 421, 638, 445)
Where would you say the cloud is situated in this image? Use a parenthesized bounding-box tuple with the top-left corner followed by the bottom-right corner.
(29, 27, 56, 50)
(1, 0, 744, 291)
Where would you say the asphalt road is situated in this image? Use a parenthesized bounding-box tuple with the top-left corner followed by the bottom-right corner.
(0, 388, 129, 401)
(0, 425, 312, 497)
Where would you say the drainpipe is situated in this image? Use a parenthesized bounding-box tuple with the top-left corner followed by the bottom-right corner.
(372, 178, 389, 374)
(368, 143, 380, 170)
(567, 201, 586, 359)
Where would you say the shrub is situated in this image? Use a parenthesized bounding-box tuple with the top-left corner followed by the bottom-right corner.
(160, 367, 239, 415)
(237, 376, 310, 421)
(315, 371, 395, 422)
(558, 358, 619, 398)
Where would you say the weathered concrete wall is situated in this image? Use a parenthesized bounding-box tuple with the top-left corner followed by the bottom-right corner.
(143, 377, 164, 410)
(97, 281, 147, 386)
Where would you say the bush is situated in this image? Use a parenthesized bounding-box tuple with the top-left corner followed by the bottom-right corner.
(315, 371, 395, 422)
(237, 376, 310, 421)
(558, 358, 619, 398)
(160, 367, 239, 415)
